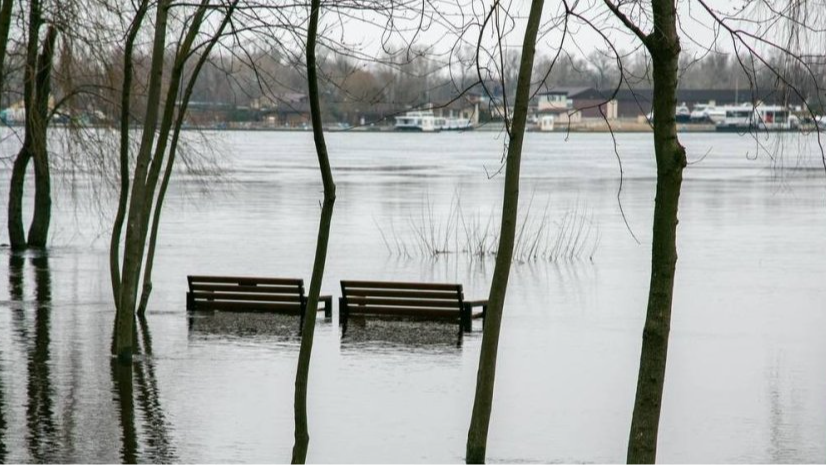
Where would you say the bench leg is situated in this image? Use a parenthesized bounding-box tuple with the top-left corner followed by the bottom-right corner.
(186, 292, 194, 311)
(461, 303, 472, 332)
(339, 297, 348, 337)
(323, 296, 332, 319)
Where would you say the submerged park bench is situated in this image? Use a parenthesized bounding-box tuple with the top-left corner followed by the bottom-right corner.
(339, 280, 488, 334)
(186, 276, 332, 326)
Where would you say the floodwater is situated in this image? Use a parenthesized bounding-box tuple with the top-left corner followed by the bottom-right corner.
(1, 129, 825, 463)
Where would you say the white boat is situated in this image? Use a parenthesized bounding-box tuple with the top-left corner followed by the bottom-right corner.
(689, 104, 725, 123)
(538, 115, 555, 132)
(716, 105, 800, 132)
(440, 117, 474, 131)
(394, 111, 440, 132)
(676, 104, 690, 123)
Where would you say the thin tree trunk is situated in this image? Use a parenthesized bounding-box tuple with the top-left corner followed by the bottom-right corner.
(114, 0, 171, 361)
(0, 0, 14, 97)
(137, 1, 238, 316)
(291, 0, 336, 461)
(626, 0, 686, 462)
(27, 26, 58, 248)
(7, 0, 41, 250)
(111, 0, 149, 312)
(465, 1, 544, 463)
(8, 147, 32, 250)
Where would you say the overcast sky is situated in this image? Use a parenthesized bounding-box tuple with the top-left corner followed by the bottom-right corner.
(325, 0, 824, 67)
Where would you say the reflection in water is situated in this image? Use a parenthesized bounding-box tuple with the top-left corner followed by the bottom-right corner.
(342, 317, 465, 351)
(26, 253, 56, 462)
(112, 315, 177, 464)
(0, 254, 23, 463)
(9, 253, 28, 345)
(188, 312, 301, 341)
(0, 339, 5, 464)
(111, 359, 138, 464)
(8, 253, 23, 300)
(766, 351, 802, 463)
(134, 315, 176, 462)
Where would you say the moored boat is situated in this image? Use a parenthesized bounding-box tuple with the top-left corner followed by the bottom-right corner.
(394, 111, 440, 132)
(715, 105, 800, 132)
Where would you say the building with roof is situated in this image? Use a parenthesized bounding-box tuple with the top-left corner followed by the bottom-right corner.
(533, 86, 809, 122)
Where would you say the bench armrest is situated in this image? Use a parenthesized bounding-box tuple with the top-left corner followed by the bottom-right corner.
(463, 300, 488, 321)
(319, 295, 333, 318)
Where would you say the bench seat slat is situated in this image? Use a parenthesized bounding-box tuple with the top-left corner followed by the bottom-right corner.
(346, 305, 461, 318)
(344, 289, 460, 299)
(190, 284, 300, 294)
(192, 291, 302, 302)
(194, 301, 303, 313)
(341, 280, 461, 291)
(345, 296, 462, 309)
(188, 276, 303, 286)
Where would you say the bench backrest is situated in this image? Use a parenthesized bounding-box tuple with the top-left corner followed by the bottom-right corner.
(340, 280, 465, 318)
(187, 275, 306, 313)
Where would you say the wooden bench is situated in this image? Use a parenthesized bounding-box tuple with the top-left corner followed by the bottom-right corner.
(339, 280, 487, 334)
(186, 276, 332, 328)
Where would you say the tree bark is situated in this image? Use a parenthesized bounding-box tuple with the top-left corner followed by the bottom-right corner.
(26, 26, 58, 248)
(8, 148, 32, 250)
(114, 0, 171, 361)
(7, 0, 41, 250)
(0, 0, 14, 97)
(291, 0, 336, 462)
(110, 0, 149, 313)
(465, 1, 544, 463)
(137, 1, 238, 316)
(626, 0, 686, 462)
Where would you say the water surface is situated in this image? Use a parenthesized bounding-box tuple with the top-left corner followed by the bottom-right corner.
(0, 130, 825, 463)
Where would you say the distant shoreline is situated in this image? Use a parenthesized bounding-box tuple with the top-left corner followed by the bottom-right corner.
(2, 121, 819, 133)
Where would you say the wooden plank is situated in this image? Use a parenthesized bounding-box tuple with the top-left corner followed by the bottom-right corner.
(341, 280, 461, 291)
(344, 289, 460, 299)
(190, 284, 300, 294)
(345, 296, 462, 309)
(193, 301, 303, 313)
(188, 275, 303, 286)
(345, 305, 460, 318)
(192, 291, 302, 302)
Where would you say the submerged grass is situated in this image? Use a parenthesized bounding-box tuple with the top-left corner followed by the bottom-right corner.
(376, 192, 600, 262)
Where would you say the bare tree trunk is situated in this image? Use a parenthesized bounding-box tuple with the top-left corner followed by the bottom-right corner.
(137, 1, 238, 316)
(7, 0, 41, 250)
(626, 0, 686, 462)
(291, 0, 336, 461)
(0, 0, 14, 97)
(114, 0, 171, 361)
(8, 148, 32, 250)
(110, 0, 149, 312)
(465, 1, 544, 462)
(26, 25, 58, 248)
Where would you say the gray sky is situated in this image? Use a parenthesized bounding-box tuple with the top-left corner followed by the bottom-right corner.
(326, 0, 823, 68)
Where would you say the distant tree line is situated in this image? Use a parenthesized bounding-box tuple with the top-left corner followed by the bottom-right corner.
(3, 36, 824, 126)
